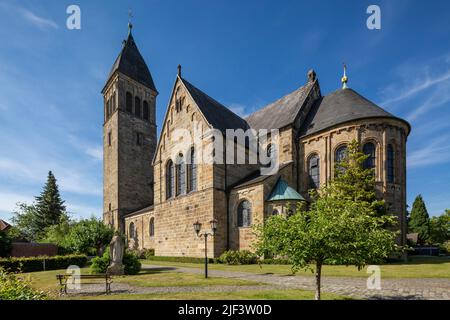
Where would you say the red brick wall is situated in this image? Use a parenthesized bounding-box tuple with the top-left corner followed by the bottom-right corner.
(11, 243, 58, 257)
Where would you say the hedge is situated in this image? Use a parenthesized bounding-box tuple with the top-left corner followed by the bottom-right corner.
(0, 254, 88, 273)
(144, 255, 291, 265)
(143, 255, 216, 264)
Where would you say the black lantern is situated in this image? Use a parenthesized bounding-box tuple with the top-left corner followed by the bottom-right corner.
(193, 221, 201, 235)
(210, 219, 218, 235)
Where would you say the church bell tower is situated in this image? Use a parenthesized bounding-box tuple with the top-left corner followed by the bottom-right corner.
(102, 23, 157, 232)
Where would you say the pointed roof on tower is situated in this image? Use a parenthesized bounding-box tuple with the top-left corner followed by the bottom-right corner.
(103, 23, 157, 93)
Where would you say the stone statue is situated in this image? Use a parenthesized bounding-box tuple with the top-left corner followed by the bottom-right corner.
(107, 231, 124, 275)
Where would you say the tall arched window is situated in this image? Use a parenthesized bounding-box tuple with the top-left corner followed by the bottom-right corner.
(129, 222, 135, 239)
(387, 144, 395, 183)
(149, 218, 154, 237)
(308, 154, 320, 189)
(126, 92, 133, 113)
(106, 99, 110, 118)
(112, 92, 116, 111)
(188, 147, 197, 193)
(237, 200, 252, 227)
(176, 154, 186, 196)
(143, 101, 149, 121)
(363, 142, 376, 170)
(135, 96, 141, 117)
(166, 160, 174, 199)
(335, 145, 347, 174)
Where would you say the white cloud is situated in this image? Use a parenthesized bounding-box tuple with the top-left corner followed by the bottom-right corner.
(17, 7, 58, 30)
(0, 191, 34, 222)
(408, 135, 450, 168)
(229, 103, 250, 118)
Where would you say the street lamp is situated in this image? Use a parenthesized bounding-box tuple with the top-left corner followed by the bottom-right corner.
(193, 219, 217, 278)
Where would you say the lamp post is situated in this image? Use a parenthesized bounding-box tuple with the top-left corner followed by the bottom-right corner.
(193, 219, 217, 278)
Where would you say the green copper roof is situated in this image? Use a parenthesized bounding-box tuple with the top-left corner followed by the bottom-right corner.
(267, 178, 305, 202)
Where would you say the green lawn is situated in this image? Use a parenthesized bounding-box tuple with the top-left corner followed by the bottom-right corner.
(141, 256, 450, 279)
(73, 289, 347, 300)
(23, 267, 348, 300)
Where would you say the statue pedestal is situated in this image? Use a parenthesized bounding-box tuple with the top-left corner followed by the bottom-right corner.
(107, 263, 124, 276)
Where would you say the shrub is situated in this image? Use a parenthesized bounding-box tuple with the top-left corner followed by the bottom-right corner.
(0, 267, 47, 300)
(0, 231, 12, 257)
(144, 255, 215, 264)
(90, 250, 141, 275)
(141, 248, 155, 259)
(218, 250, 258, 265)
(0, 254, 87, 273)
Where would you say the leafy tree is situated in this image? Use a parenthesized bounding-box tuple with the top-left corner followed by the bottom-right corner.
(0, 267, 47, 300)
(65, 217, 114, 255)
(11, 202, 40, 242)
(429, 210, 450, 245)
(40, 214, 73, 250)
(408, 195, 430, 244)
(0, 231, 12, 257)
(255, 140, 399, 300)
(11, 172, 67, 241)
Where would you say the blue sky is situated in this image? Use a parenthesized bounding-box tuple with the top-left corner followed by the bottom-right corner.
(0, 0, 449, 222)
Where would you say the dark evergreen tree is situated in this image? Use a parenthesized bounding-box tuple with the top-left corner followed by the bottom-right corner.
(33, 171, 67, 238)
(408, 195, 430, 244)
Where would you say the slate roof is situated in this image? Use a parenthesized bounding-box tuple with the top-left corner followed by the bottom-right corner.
(105, 31, 157, 92)
(267, 178, 305, 202)
(230, 162, 293, 190)
(245, 81, 315, 130)
(300, 88, 411, 137)
(124, 205, 154, 218)
(181, 77, 250, 132)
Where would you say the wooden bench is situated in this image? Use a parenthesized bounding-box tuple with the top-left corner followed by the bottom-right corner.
(56, 274, 112, 295)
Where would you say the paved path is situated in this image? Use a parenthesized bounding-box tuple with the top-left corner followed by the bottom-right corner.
(141, 264, 450, 300)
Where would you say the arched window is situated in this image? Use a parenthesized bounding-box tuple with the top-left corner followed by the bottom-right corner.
(112, 92, 116, 111)
(129, 222, 135, 239)
(188, 147, 197, 193)
(106, 99, 110, 118)
(149, 218, 154, 237)
(237, 200, 252, 227)
(166, 160, 174, 199)
(363, 142, 376, 170)
(387, 144, 395, 183)
(126, 92, 133, 113)
(176, 154, 186, 196)
(335, 145, 347, 174)
(308, 154, 320, 189)
(143, 101, 149, 121)
(135, 96, 141, 117)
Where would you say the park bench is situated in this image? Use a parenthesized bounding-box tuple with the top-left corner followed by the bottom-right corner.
(56, 273, 112, 295)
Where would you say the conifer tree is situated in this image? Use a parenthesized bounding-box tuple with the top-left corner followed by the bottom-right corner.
(33, 171, 67, 238)
(408, 195, 430, 244)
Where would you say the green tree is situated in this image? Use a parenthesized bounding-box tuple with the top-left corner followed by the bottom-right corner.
(40, 214, 73, 250)
(0, 231, 12, 257)
(34, 171, 66, 234)
(65, 217, 114, 255)
(408, 195, 430, 244)
(255, 140, 399, 300)
(429, 210, 450, 245)
(11, 202, 40, 242)
(11, 172, 67, 241)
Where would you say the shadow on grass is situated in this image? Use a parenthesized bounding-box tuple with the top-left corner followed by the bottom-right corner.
(136, 267, 178, 275)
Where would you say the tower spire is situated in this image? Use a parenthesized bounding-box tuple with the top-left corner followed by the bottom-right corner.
(128, 8, 133, 35)
(341, 63, 348, 89)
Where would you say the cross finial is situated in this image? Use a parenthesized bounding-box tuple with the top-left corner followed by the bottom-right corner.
(341, 62, 348, 89)
(128, 8, 133, 33)
(178, 64, 182, 77)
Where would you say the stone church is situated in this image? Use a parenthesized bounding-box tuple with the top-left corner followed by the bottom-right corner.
(102, 25, 410, 258)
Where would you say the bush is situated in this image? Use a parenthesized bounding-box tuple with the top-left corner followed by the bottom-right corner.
(0, 267, 47, 300)
(90, 250, 141, 275)
(144, 255, 215, 264)
(218, 250, 258, 265)
(140, 248, 155, 259)
(0, 231, 12, 257)
(0, 254, 87, 273)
